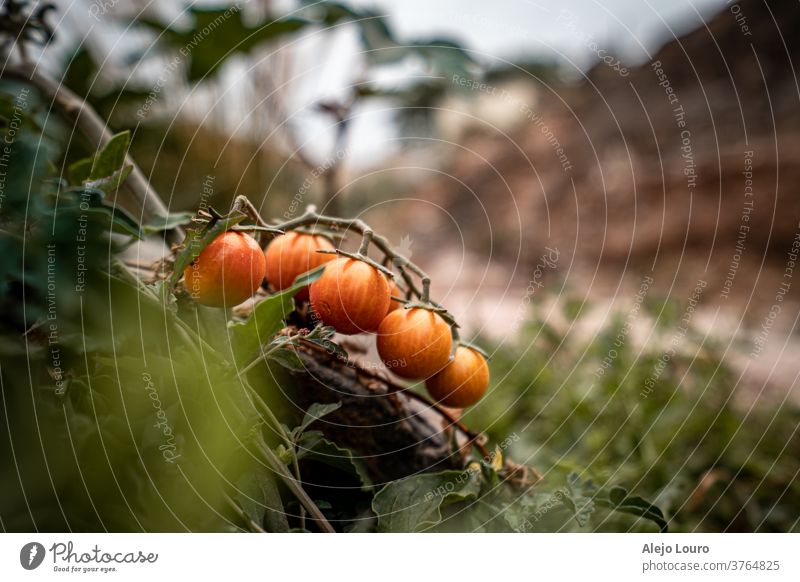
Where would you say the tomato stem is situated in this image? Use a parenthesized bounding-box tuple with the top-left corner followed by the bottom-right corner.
(420, 277, 431, 303)
(231, 195, 275, 247)
(357, 228, 373, 256)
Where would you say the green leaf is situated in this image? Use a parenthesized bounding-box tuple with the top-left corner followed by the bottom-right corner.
(372, 469, 482, 532)
(501, 495, 543, 532)
(563, 472, 596, 527)
(84, 206, 142, 239)
(599, 486, 669, 532)
(68, 157, 93, 185)
(89, 131, 131, 181)
(228, 288, 296, 363)
(229, 267, 324, 363)
(296, 431, 371, 488)
(303, 324, 347, 359)
(267, 347, 305, 372)
(0, 135, 52, 219)
(43, 189, 143, 239)
(234, 468, 289, 532)
(67, 131, 132, 193)
(293, 402, 342, 438)
(84, 164, 133, 195)
(291, 264, 327, 288)
(142, 211, 195, 235)
(412, 38, 477, 80)
(357, 14, 409, 65)
(136, 9, 311, 82)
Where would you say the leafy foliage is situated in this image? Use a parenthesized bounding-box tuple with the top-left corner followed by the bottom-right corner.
(142, 211, 195, 235)
(600, 485, 668, 532)
(229, 267, 325, 364)
(371, 461, 667, 533)
(0, 110, 306, 531)
(373, 469, 482, 532)
(464, 296, 800, 532)
(563, 473, 597, 527)
(135, 7, 310, 82)
(68, 130, 131, 185)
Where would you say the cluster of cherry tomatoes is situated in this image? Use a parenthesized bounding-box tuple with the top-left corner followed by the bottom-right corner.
(183, 230, 489, 408)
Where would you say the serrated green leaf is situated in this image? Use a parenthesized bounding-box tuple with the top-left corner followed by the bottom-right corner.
(372, 469, 482, 532)
(142, 211, 195, 235)
(293, 402, 342, 438)
(304, 336, 348, 359)
(136, 9, 312, 82)
(268, 347, 306, 372)
(599, 486, 669, 532)
(563, 472, 596, 527)
(68, 157, 93, 185)
(229, 267, 324, 363)
(296, 431, 371, 488)
(85, 164, 133, 195)
(67, 131, 132, 191)
(89, 131, 131, 181)
(234, 468, 289, 532)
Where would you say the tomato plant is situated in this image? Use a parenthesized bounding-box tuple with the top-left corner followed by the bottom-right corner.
(376, 307, 453, 379)
(309, 257, 391, 334)
(0, 0, 681, 536)
(265, 231, 336, 300)
(425, 346, 489, 408)
(183, 231, 266, 307)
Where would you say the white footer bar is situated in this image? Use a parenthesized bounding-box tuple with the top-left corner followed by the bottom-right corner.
(1, 533, 797, 581)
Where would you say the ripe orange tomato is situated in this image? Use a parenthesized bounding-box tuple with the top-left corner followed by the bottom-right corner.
(184, 231, 266, 307)
(265, 231, 335, 300)
(425, 346, 489, 408)
(309, 258, 391, 334)
(376, 308, 452, 379)
(387, 281, 404, 313)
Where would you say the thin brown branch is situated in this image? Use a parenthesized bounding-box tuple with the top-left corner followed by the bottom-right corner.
(1, 63, 183, 245)
(253, 441, 336, 533)
(223, 494, 267, 533)
(270, 208, 429, 299)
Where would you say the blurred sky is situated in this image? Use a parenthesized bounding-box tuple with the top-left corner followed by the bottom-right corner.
(346, 0, 728, 67)
(289, 0, 730, 167)
(53, 0, 732, 168)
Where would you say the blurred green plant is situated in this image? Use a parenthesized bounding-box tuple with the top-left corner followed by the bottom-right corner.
(462, 297, 800, 532)
(0, 101, 334, 531)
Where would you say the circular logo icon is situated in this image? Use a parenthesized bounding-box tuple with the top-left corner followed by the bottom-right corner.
(20, 542, 46, 570)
